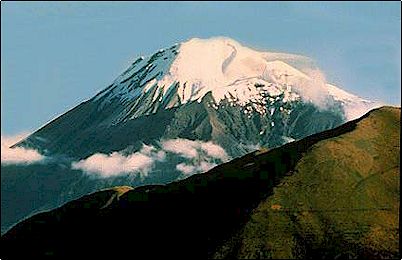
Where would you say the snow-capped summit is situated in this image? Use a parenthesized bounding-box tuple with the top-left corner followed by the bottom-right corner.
(94, 37, 380, 122)
(6, 37, 385, 237)
(18, 36, 381, 161)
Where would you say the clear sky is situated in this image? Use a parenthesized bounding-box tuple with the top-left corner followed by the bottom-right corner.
(1, 1, 400, 135)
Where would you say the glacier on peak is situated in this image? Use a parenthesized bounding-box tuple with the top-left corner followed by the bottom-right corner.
(93, 36, 380, 121)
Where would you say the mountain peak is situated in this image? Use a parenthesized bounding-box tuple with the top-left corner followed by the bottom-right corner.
(182, 36, 242, 46)
(173, 36, 309, 88)
(93, 36, 380, 122)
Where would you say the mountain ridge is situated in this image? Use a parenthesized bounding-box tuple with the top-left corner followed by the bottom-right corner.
(1, 37, 381, 236)
(3, 106, 399, 259)
(88, 37, 381, 122)
(14, 37, 379, 149)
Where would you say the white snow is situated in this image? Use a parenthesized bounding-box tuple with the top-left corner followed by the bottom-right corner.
(282, 136, 295, 143)
(158, 37, 306, 106)
(94, 36, 379, 121)
(143, 79, 157, 93)
(326, 84, 383, 120)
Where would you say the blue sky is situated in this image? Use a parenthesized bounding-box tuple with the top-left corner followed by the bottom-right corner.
(1, 1, 400, 135)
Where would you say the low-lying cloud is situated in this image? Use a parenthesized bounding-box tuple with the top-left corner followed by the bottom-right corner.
(162, 139, 199, 159)
(176, 161, 218, 175)
(72, 139, 230, 178)
(1, 133, 45, 165)
(161, 139, 229, 161)
(71, 144, 166, 178)
(161, 139, 230, 175)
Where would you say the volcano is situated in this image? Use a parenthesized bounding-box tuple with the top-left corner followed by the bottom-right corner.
(2, 37, 381, 234)
(15, 37, 379, 159)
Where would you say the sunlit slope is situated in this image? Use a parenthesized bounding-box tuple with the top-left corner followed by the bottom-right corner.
(217, 106, 400, 258)
(2, 107, 399, 259)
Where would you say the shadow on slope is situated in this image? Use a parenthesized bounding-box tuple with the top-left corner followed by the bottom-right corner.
(2, 107, 399, 259)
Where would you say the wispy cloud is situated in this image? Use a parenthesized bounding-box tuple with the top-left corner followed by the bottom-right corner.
(293, 68, 331, 109)
(1, 133, 45, 165)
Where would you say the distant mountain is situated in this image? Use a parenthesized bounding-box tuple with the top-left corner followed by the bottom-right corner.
(1, 37, 380, 234)
(15, 37, 378, 159)
(2, 106, 399, 259)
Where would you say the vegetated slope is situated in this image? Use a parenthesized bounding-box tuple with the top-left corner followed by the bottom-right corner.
(215, 106, 400, 259)
(2, 106, 399, 259)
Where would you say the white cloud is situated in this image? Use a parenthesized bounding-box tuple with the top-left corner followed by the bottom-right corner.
(139, 144, 166, 161)
(161, 138, 229, 160)
(71, 143, 165, 178)
(72, 152, 154, 178)
(199, 161, 218, 172)
(163, 139, 229, 175)
(200, 142, 229, 161)
(293, 68, 331, 109)
(161, 139, 198, 159)
(176, 161, 217, 175)
(73, 139, 230, 178)
(155, 150, 166, 161)
(176, 163, 196, 175)
(1, 133, 45, 165)
(139, 144, 156, 156)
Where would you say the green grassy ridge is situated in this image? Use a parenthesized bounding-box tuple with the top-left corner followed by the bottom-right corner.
(2, 107, 399, 259)
(215, 106, 400, 259)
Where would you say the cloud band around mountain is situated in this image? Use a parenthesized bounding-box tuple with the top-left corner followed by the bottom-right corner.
(71, 139, 230, 178)
(1, 133, 45, 165)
